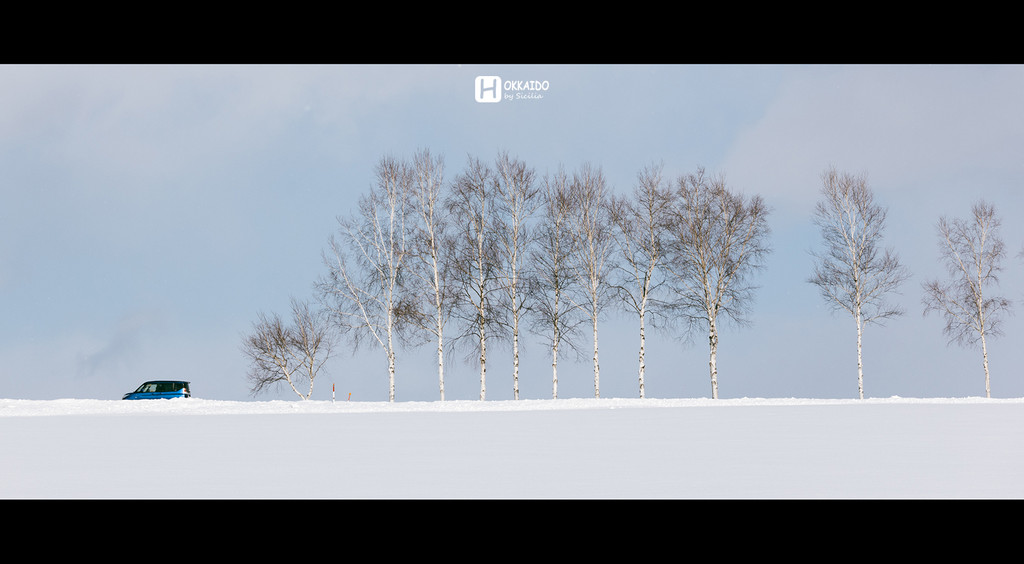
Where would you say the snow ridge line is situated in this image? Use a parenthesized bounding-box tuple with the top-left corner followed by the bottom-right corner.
(2, 396, 1023, 417)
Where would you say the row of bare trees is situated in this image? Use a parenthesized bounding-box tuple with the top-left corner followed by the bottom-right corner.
(241, 155, 1014, 402)
(809, 165, 1014, 399)
(244, 150, 771, 401)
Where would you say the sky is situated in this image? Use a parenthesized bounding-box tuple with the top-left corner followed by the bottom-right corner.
(2, 64, 1023, 402)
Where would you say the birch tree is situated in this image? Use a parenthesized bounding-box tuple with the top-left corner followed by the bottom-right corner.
(809, 166, 910, 399)
(664, 168, 771, 399)
(243, 299, 334, 400)
(609, 162, 673, 398)
(922, 200, 1012, 398)
(319, 156, 413, 402)
(567, 163, 615, 398)
(493, 151, 540, 400)
(406, 149, 455, 400)
(447, 156, 503, 400)
(530, 166, 584, 399)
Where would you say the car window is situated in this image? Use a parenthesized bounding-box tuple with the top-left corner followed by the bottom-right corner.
(133, 382, 188, 394)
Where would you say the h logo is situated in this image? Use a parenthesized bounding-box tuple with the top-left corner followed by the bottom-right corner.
(475, 76, 501, 103)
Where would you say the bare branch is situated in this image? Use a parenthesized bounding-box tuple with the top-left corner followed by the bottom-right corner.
(663, 168, 772, 399)
(566, 162, 616, 398)
(922, 200, 1012, 397)
(317, 155, 413, 402)
(608, 161, 674, 398)
(405, 148, 455, 400)
(529, 166, 587, 398)
(242, 299, 335, 400)
(493, 151, 540, 400)
(808, 165, 910, 398)
(445, 155, 505, 400)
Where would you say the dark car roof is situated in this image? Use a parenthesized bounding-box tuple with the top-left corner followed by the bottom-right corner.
(139, 380, 190, 385)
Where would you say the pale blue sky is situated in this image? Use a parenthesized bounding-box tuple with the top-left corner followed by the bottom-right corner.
(2, 64, 1022, 401)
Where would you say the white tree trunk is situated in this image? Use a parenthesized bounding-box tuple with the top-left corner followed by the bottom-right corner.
(513, 320, 520, 400)
(592, 309, 600, 399)
(856, 305, 864, 400)
(552, 338, 559, 399)
(280, 364, 305, 400)
(437, 324, 445, 402)
(479, 322, 487, 401)
(708, 314, 719, 399)
(385, 293, 396, 402)
(980, 301, 991, 398)
(981, 332, 991, 398)
(434, 257, 446, 402)
(638, 304, 647, 399)
(387, 350, 395, 403)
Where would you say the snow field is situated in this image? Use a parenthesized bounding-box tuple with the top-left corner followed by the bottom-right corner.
(1, 397, 1022, 498)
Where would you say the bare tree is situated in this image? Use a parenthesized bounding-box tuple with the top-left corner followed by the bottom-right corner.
(663, 168, 771, 399)
(406, 149, 455, 400)
(446, 156, 504, 400)
(530, 166, 585, 399)
(493, 151, 540, 400)
(923, 200, 1012, 398)
(243, 299, 334, 400)
(809, 166, 910, 399)
(609, 162, 674, 398)
(319, 156, 413, 402)
(567, 163, 615, 398)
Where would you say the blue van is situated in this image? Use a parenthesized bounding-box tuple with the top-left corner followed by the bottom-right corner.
(122, 380, 191, 400)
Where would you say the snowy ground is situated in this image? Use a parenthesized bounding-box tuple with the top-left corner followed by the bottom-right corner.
(2, 396, 1022, 499)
